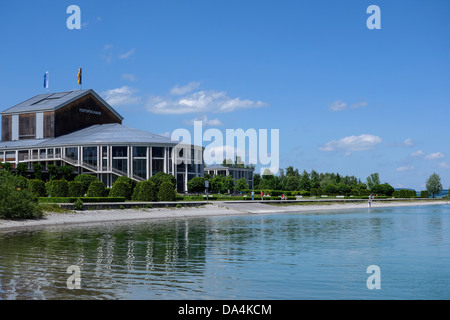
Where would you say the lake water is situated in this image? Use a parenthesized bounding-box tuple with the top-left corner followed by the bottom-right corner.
(1, 205, 449, 300)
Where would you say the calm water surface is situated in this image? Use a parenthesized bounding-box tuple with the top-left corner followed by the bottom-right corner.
(1, 205, 449, 300)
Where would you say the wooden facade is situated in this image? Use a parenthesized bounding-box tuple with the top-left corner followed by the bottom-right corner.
(19, 113, 36, 140)
(1, 92, 122, 141)
(1, 115, 11, 141)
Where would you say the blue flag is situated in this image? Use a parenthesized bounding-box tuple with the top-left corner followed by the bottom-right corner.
(44, 71, 49, 89)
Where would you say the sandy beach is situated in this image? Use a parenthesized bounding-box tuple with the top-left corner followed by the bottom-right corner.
(0, 200, 448, 232)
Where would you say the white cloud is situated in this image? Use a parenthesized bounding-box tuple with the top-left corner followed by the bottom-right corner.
(146, 87, 267, 115)
(170, 82, 200, 95)
(425, 152, 445, 160)
(329, 100, 368, 111)
(438, 162, 450, 169)
(319, 134, 382, 153)
(119, 48, 135, 60)
(411, 150, 425, 157)
(104, 44, 112, 50)
(329, 100, 347, 111)
(122, 74, 138, 82)
(101, 86, 141, 107)
(397, 166, 415, 172)
(403, 138, 415, 147)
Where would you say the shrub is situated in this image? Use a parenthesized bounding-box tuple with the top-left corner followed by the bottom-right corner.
(87, 181, 107, 197)
(33, 163, 43, 180)
(68, 181, 85, 197)
(28, 179, 47, 198)
(420, 190, 429, 198)
(393, 189, 417, 198)
(133, 180, 157, 202)
(16, 163, 29, 177)
(150, 172, 177, 191)
(47, 180, 69, 197)
(0, 171, 43, 219)
(110, 181, 129, 199)
(73, 198, 84, 211)
(158, 181, 176, 202)
(74, 174, 99, 194)
(187, 176, 206, 194)
(111, 177, 135, 200)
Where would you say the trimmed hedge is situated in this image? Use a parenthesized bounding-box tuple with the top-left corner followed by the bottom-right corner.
(110, 181, 129, 199)
(68, 181, 84, 197)
(46, 180, 69, 197)
(158, 181, 176, 201)
(28, 179, 47, 198)
(132, 180, 157, 202)
(38, 197, 126, 203)
(87, 181, 107, 197)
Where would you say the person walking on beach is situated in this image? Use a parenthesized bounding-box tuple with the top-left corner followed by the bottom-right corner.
(368, 193, 373, 208)
(261, 191, 264, 201)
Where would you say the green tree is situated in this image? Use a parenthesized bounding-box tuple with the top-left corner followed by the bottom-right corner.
(223, 175, 235, 194)
(68, 181, 85, 197)
(426, 173, 443, 198)
(0, 171, 43, 220)
(366, 173, 380, 189)
(158, 181, 176, 201)
(299, 170, 311, 191)
(187, 177, 206, 195)
(253, 173, 261, 189)
(284, 176, 299, 191)
(133, 180, 157, 202)
(28, 179, 47, 198)
(1, 162, 12, 172)
(110, 181, 130, 199)
(235, 177, 249, 192)
(87, 181, 107, 197)
(48, 164, 58, 180)
(210, 175, 225, 193)
(324, 184, 338, 196)
(58, 165, 74, 180)
(150, 172, 176, 191)
(33, 163, 43, 180)
(16, 163, 28, 177)
(74, 174, 99, 194)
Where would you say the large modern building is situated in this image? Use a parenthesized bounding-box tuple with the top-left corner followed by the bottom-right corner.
(0, 89, 204, 192)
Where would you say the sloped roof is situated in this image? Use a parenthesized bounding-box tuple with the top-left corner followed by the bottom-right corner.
(1, 89, 123, 121)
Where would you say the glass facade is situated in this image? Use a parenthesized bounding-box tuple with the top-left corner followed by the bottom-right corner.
(83, 147, 97, 167)
(65, 147, 78, 160)
(133, 159, 147, 179)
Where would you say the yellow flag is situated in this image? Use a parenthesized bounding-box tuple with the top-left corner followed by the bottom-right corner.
(77, 68, 82, 85)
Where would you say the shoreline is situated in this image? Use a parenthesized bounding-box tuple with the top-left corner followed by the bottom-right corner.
(0, 200, 448, 232)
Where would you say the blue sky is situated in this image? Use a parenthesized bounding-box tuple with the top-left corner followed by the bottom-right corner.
(0, 0, 449, 190)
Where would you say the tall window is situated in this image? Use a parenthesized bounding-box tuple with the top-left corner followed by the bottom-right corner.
(65, 147, 78, 160)
(83, 147, 98, 167)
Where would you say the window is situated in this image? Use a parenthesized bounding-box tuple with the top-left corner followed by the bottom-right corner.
(152, 147, 164, 158)
(133, 146, 147, 158)
(112, 146, 128, 158)
(112, 159, 127, 173)
(83, 147, 97, 167)
(133, 159, 147, 179)
(66, 147, 78, 160)
(152, 159, 164, 175)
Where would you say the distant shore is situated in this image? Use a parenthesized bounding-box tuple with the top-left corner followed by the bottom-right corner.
(0, 199, 448, 232)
